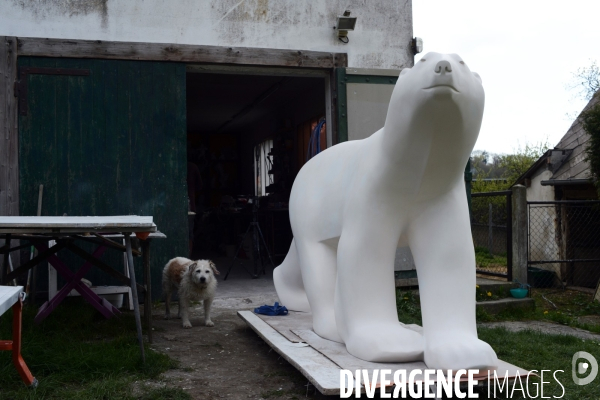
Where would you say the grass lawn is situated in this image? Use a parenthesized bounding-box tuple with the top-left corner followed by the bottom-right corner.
(0, 299, 189, 400)
(478, 328, 600, 399)
(475, 246, 508, 275)
(477, 288, 600, 334)
(397, 288, 600, 399)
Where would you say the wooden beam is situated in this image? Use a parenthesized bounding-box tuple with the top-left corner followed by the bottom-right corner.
(0, 36, 19, 217)
(66, 242, 146, 293)
(88, 233, 142, 257)
(3, 240, 67, 284)
(17, 37, 348, 69)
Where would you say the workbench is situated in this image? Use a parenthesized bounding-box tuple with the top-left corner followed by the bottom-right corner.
(0, 216, 165, 362)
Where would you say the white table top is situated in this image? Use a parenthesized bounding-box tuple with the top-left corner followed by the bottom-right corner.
(0, 285, 23, 316)
(0, 216, 157, 234)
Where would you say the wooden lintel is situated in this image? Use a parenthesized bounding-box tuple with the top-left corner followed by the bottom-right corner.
(17, 37, 348, 69)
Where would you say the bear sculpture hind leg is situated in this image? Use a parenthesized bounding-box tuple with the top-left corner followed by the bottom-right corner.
(409, 188, 498, 370)
(295, 240, 342, 343)
(273, 240, 311, 313)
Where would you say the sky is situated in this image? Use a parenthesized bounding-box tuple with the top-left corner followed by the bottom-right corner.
(412, 0, 600, 155)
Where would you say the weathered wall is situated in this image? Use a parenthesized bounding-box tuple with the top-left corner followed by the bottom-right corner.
(0, 0, 414, 69)
(527, 169, 561, 277)
(527, 169, 555, 202)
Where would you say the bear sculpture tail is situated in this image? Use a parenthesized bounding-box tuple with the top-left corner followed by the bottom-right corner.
(273, 239, 311, 312)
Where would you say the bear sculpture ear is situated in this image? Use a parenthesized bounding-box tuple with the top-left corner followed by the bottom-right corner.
(400, 67, 411, 76)
(187, 263, 197, 274)
(473, 72, 482, 83)
(209, 260, 220, 275)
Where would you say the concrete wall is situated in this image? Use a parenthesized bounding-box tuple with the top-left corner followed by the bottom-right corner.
(0, 0, 414, 70)
(526, 169, 555, 202)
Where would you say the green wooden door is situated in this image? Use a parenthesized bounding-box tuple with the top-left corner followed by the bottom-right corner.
(18, 57, 187, 300)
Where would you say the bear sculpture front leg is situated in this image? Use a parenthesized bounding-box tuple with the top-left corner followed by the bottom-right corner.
(409, 188, 498, 370)
(333, 214, 424, 362)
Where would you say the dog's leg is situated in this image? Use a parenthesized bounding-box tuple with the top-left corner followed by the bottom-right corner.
(203, 298, 214, 327)
(164, 284, 171, 319)
(180, 296, 192, 328)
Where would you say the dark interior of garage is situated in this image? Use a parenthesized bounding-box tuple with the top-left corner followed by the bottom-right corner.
(185, 72, 327, 266)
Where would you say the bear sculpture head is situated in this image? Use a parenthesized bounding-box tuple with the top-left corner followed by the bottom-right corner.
(384, 52, 485, 174)
(387, 52, 484, 135)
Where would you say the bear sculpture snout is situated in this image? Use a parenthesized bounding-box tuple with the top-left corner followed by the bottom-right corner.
(434, 60, 452, 74)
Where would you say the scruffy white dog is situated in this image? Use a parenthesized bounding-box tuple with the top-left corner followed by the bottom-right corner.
(162, 257, 219, 328)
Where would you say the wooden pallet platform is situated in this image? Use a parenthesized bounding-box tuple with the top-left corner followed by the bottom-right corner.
(238, 310, 529, 396)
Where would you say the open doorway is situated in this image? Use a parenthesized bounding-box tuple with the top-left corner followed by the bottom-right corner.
(185, 69, 328, 271)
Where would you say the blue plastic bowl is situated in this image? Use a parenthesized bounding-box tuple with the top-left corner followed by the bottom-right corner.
(510, 288, 528, 298)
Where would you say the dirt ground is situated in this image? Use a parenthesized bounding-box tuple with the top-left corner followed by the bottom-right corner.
(136, 260, 600, 400)
(138, 264, 520, 400)
(141, 255, 337, 400)
(142, 301, 493, 400)
(145, 300, 335, 400)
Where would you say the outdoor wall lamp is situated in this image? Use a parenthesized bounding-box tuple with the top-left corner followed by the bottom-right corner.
(336, 10, 357, 44)
(412, 37, 424, 54)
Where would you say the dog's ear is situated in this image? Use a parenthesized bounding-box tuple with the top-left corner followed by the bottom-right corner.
(209, 260, 220, 275)
(187, 262, 197, 275)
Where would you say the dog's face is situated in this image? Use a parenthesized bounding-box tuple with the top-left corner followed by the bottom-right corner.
(188, 260, 219, 286)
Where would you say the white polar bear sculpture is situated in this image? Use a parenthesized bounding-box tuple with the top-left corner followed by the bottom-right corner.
(274, 52, 499, 371)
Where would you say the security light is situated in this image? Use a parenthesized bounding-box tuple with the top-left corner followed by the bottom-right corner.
(412, 37, 424, 54)
(336, 10, 357, 43)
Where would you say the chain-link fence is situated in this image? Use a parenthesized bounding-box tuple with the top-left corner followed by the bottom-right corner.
(470, 191, 512, 280)
(528, 201, 600, 290)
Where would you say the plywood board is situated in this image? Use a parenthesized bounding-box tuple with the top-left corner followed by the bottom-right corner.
(256, 310, 311, 343)
(237, 311, 349, 395)
(0, 216, 156, 233)
(294, 329, 526, 383)
(242, 310, 531, 395)
(256, 310, 423, 343)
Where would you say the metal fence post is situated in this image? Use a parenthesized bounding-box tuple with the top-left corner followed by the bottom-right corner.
(488, 203, 493, 255)
(512, 185, 528, 284)
(465, 158, 472, 219)
(506, 192, 513, 281)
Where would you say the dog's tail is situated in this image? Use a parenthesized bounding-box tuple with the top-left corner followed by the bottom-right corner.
(273, 239, 311, 312)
